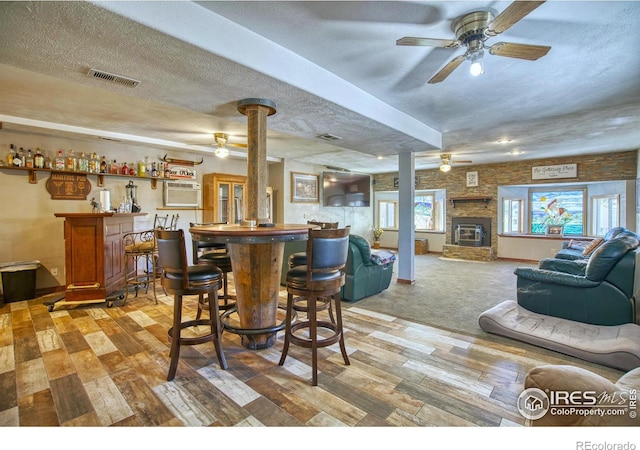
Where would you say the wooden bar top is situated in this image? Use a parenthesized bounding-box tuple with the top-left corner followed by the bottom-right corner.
(54, 212, 146, 218)
(190, 223, 319, 244)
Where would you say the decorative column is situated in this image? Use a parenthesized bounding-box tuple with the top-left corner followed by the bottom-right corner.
(237, 98, 277, 222)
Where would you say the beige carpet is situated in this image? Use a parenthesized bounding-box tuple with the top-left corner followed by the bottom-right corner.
(344, 253, 535, 338)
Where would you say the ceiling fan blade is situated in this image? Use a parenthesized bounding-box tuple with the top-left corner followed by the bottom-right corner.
(453, 160, 473, 164)
(396, 37, 459, 48)
(486, 1, 546, 36)
(428, 55, 466, 84)
(229, 142, 247, 148)
(489, 42, 551, 60)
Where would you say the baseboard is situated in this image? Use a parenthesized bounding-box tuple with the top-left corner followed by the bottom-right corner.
(497, 257, 538, 264)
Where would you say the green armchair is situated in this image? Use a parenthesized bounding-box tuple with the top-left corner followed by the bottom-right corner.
(515, 233, 640, 326)
(341, 235, 394, 301)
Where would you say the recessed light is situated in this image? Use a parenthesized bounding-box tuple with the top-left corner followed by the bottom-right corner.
(509, 149, 523, 155)
(376, 156, 383, 160)
(497, 138, 513, 144)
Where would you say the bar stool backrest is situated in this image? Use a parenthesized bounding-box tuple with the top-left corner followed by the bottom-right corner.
(305, 226, 350, 285)
(155, 229, 189, 289)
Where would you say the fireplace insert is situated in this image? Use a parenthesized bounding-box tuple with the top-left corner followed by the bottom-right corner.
(455, 223, 484, 247)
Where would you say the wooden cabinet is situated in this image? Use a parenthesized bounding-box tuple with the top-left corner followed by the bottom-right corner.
(203, 173, 247, 224)
(51, 213, 142, 309)
(202, 173, 275, 224)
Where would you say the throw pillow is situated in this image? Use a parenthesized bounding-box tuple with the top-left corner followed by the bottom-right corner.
(582, 237, 604, 256)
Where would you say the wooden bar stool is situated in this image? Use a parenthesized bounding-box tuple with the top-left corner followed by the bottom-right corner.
(279, 227, 350, 386)
(156, 229, 227, 381)
(122, 229, 158, 305)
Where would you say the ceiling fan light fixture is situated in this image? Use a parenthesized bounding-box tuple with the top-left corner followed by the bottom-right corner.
(440, 163, 452, 172)
(214, 146, 229, 158)
(468, 50, 485, 77)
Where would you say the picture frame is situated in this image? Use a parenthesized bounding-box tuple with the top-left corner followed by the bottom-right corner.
(291, 172, 319, 203)
(466, 171, 478, 187)
(546, 225, 564, 236)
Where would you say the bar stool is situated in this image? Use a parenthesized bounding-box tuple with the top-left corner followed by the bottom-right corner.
(190, 222, 236, 320)
(155, 229, 227, 381)
(279, 227, 351, 386)
(286, 221, 341, 322)
(122, 229, 158, 305)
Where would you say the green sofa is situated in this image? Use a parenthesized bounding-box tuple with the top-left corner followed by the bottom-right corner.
(514, 232, 640, 325)
(281, 235, 395, 302)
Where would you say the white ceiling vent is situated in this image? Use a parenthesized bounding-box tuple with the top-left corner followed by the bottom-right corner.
(87, 69, 140, 88)
(317, 133, 342, 141)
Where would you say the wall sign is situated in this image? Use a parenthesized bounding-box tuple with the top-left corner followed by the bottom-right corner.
(168, 165, 196, 179)
(532, 164, 577, 180)
(46, 173, 92, 200)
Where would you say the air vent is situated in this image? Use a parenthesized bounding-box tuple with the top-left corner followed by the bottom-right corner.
(317, 133, 342, 141)
(87, 69, 140, 88)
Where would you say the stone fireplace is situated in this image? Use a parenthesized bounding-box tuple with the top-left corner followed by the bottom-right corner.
(443, 216, 494, 261)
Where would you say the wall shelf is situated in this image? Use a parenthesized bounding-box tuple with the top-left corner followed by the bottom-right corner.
(0, 165, 167, 189)
(448, 196, 492, 208)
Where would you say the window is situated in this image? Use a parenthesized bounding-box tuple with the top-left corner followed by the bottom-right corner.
(376, 192, 443, 231)
(378, 200, 397, 228)
(592, 195, 619, 236)
(530, 189, 585, 235)
(502, 198, 523, 233)
(415, 194, 435, 230)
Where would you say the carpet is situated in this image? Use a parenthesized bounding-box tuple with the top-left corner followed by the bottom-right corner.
(344, 253, 536, 338)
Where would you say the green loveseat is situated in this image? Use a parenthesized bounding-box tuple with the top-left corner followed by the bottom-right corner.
(281, 234, 395, 302)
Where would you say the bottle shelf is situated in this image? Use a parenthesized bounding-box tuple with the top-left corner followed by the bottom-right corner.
(0, 165, 168, 189)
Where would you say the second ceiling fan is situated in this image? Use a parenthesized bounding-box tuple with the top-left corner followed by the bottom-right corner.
(396, 1, 550, 84)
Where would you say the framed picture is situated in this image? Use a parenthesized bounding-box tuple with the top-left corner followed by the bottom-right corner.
(466, 171, 478, 187)
(546, 225, 564, 235)
(291, 172, 319, 203)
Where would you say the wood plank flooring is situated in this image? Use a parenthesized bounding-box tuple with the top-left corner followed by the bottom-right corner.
(0, 280, 626, 431)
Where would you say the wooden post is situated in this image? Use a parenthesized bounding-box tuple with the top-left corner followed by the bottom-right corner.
(237, 98, 277, 222)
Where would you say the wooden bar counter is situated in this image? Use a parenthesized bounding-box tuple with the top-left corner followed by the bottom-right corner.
(48, 212, 144, 311)
(190, 223, 318, 349)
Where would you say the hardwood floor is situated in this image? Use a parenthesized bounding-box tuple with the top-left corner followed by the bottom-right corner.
(0, 280, 625, 431)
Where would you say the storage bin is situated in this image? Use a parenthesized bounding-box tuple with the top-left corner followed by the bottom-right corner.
(0, 260, 41, 302)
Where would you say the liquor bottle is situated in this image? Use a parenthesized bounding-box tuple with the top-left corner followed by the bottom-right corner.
(128, 163, 136, 176)
(89, 152, 99, 173)
(6, 144, 16, 166)
(54, 150, 65, 170)
(144, 156, 151, 177)
(164, 163, 170, 178)
(121, 161, 129, 175)
(44, 150, 52, 169)
(25, 149, 34, 168)
(66, 149, 77, 172)
(34, 148, 44, 169)
(138, 159, 146, 177)
(99, 155, 108, 173)
(151, 162, 158, 177)
(12, 148, 23, 167)
(78, 152, 89, 172)
(109, 159, 119, 175)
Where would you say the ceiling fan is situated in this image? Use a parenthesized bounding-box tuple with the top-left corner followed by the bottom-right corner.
(396, 1, 550, 84)
(211, 132, 247, 158)
(438, 153, 472, 172)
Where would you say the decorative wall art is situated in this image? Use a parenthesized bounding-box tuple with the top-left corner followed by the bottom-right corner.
(466, 171, 478, 187)
(291, 172, 319, 203)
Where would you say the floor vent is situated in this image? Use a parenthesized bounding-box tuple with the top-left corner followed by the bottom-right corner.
(87, 69, 140, 88)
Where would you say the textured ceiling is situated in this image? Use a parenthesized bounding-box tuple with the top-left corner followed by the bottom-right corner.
(0, 1, 639, 174)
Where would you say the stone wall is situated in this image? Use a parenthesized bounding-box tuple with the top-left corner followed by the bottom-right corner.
(373, 150, 638, 256)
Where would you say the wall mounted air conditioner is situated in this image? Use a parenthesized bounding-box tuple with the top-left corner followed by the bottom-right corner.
(163, 181, 201, 207)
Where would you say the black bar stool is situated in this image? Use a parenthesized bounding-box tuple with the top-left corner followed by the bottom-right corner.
(279, 227, 351, 386)
(190, 222, 236, 319)
(155, 229, 227, 381)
